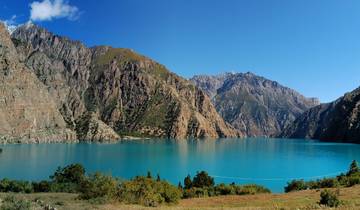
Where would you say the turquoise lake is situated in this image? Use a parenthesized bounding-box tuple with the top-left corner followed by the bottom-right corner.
(0, 138, 359, 192)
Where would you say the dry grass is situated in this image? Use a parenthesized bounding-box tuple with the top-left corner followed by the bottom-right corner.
(1, 185, 360, 210)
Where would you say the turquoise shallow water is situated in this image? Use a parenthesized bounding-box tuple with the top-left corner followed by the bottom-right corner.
(0, 138, 359, 192)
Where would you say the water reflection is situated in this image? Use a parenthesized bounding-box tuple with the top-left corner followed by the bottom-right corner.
(0, 138, 359, 192)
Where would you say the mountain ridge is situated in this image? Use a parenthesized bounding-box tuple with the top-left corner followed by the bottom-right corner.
(191, 72, 320, 137)
(280, 86, 360, 143)
(5, 22, 240, 142)
(0, 23, 76, 143)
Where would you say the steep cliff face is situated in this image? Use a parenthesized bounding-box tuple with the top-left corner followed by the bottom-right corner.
(191, 72, 319, 137)
(10, 23, 240, 140)
(280, 87, 360, 143)
(0, 23, 76, 143)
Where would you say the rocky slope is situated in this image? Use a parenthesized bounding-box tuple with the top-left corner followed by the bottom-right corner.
(8, 23, 240, 141)
(0, 23, 76, 143)
(191, 72, 319, 137)
(280, 87, 360, 143)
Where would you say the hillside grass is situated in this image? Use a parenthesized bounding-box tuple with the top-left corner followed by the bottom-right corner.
(1, 185, 360, 209)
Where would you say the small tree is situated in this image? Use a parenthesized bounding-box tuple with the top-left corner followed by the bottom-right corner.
(178, 182, 183, 189)
(347, 160, 359, 176)
(192, 171, 215, 188)
(147, 171, 152, 179)
(319, 189, 340, 207)
(50, 163, 86, 183)
(156, 174, 161, 182)
(284, 180, 307, 193)
(184, 175, 192, 189)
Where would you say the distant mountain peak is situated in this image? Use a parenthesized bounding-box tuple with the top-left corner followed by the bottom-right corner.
(191, 72, 320, 137)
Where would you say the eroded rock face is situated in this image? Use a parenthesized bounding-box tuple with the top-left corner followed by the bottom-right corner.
(9, 23, 240, 140)
(191, 72, 319, 137)
(280, 87, 360, 143)
(0, 23, 76, 143)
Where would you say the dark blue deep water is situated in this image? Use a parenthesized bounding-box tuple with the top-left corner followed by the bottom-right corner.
(0, 138, 359, 192)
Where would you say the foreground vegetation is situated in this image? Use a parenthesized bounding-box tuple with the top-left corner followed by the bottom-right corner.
(0, 164, 269, 208)
(1, 185, 360, 209)
(1, 161, 359, 209)
(285, 160, 360, 193)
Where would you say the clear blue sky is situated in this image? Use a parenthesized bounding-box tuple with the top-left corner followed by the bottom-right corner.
(1, 0, 360, 102)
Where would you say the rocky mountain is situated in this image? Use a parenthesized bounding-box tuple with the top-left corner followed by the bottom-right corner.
(280, 87, 360, 143)
(5, 22, 240, 142)
(0, 23, 76, 143)
(191, 72, 319, 137)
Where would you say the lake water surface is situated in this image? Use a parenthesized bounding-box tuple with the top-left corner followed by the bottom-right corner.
(0, 138, 359, 192)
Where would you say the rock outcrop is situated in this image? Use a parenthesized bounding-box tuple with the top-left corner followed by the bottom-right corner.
(280, 87, 360, 143)
(8, 23, 240, 141)
(0, 23, 76, 143)
(191, 72, 319, 137)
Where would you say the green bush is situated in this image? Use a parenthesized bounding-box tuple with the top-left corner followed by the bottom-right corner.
(50, 163, 86, 184)
(347, 176, 360, 187)
(182, 183, 270, 198)
(49, 163, 86, 192)
(285, 161, 360, 193)
(0, 179, 33, 193)
(182, 187, 210, 198)
(118, 176, 181, 207)
(32, 181, 51, 193)
(0, 195, 31, 210)
(319, 189, 340, 207)
(214, 183, 235, 195)
(284, 180, 308, 192)
(235, 184, 271, 195)
(317, 178, 339, 188)
(79, 172, 119, 202)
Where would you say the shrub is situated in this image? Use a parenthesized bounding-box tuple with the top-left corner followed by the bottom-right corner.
(182, 183, 270, 198)
(317, 178, 338, 188)
(182, 187, 209, 198)
(79, 172, 119, 202)
(0, 179, 33, 193)
(214, 183, 235, 195)
(50, 163, 86, 184)
(319, 189, 340, 207)
(49, 163, 86, 192)
(192, 171, 214, 188)
(32, 181, 51, 193)
(347, 160, 359, 176)
(347, 176, 360, 187)
(284, 180, 308, 192)
(118, 176, 181, 207)
(235, 184, 271, 195)
(1, 195, 31, 210)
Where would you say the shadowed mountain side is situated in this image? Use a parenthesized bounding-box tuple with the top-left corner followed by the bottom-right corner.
(280, 87, 360, 143)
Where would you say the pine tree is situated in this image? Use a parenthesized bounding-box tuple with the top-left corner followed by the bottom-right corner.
(192, 171, 214, 188)
(178, 181, 183, 189)
(347, 160, 359, 176)
(184, 175, 192, 189)
(147, 171, 152, 179)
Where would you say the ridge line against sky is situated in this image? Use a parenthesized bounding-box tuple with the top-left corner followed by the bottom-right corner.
(1, 0, 360, 103)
